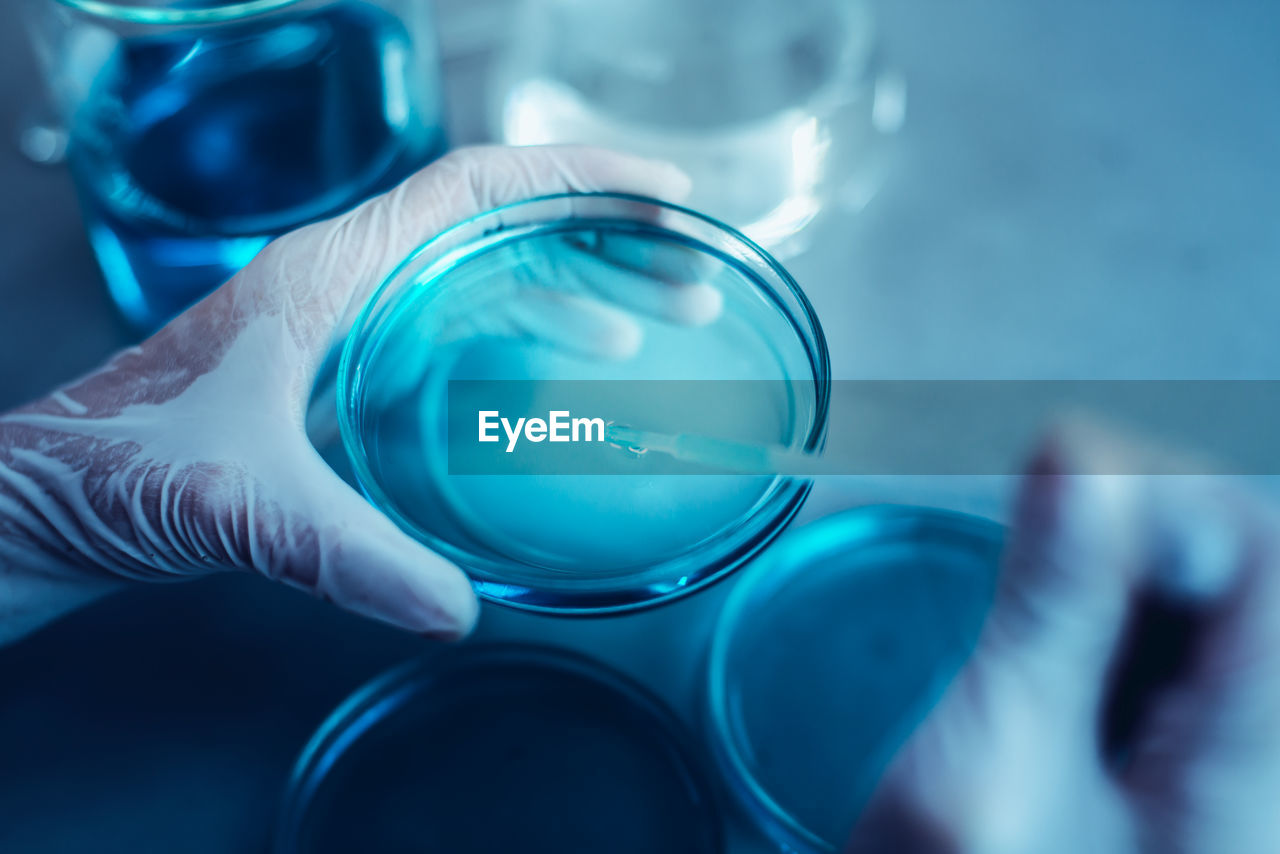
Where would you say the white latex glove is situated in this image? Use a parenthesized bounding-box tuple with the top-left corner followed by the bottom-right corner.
(846, 424, 1280, 854)
(0, 145, 713, 645)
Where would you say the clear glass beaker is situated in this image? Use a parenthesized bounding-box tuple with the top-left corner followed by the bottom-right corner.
(25, 0, 448, 332)
(490, 0, 904, 257)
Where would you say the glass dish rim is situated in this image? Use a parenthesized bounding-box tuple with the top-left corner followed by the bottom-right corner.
(335, 190, 832, 616)
(704, 504, 1005, 854)
(52, 0, 308, 25)
(273, 642, 725, 854)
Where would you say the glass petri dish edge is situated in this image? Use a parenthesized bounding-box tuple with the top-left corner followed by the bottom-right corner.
(335, 192, 831, 614)
(53, 0, 309, 25)
(274, 643, 726, 854)
(704, 504, 1005, 853)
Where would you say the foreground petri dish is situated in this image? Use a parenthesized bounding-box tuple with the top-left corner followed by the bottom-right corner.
(338, 193, 829, 614)
(274, 645, 723, 854)
(705, 505, 1003, 852)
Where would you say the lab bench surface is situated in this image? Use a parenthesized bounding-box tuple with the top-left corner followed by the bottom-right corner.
(2, 2, 1278, 852)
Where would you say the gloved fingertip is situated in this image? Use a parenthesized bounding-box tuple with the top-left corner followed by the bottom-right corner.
(391, 557, 480, 640)
(1020, 421, 1137, 549)
(601, 319, 643, 359)
(509, 291, 644, 361)
(1036, 418, 1258, 604)
(673, 281, 724, 326)
(644, 159, 694, 202)
(423, 569, 481, 641)
(316, 527, 480, 639)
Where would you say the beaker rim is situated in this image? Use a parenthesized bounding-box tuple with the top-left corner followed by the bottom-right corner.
(52, 0, 307, 26)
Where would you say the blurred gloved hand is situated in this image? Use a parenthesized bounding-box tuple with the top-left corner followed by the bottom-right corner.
(0, 145, 716, 645)
(846, 425, 1280, 854)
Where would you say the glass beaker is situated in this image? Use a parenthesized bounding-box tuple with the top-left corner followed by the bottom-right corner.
(489, 0, 904, 257)
(25, 0, 448, 332)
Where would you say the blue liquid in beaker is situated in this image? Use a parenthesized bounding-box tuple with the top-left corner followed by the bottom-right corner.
(67, 2, 446, 331)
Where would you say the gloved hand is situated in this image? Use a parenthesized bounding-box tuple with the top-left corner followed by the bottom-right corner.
(845, 424, 1280, 854)
(0, 145, 714, 645)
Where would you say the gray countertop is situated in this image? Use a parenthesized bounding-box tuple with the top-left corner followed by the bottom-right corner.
(2, 1, 1277, 852)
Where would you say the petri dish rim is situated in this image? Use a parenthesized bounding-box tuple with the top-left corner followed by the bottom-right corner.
(273, 643, 726, 854)
(52, 0, 309, 25)
(704, 504, 1005, 854)
(336, 191, 832, 616)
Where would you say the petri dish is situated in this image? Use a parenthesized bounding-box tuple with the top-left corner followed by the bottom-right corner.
(705, 505, 1003, 852)
(338, 192, 829, 614)
(274, 644, 723, 854)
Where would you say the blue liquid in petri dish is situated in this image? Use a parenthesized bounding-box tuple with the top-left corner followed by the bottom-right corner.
(707, 507, 1001, 852)
(276, 647, 723, 854)
(66, 2, 446, 331)
(340, 196, 827, 613)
